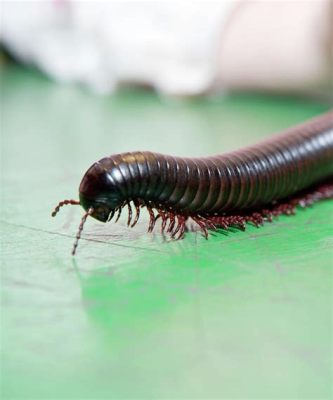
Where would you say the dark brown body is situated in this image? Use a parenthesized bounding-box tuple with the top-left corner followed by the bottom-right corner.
(79, 111, 333, 221)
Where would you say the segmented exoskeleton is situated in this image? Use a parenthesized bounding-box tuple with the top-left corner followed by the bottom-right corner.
(52, 111, 333, 255)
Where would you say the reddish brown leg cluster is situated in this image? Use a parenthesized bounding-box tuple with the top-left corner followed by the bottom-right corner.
(142, 204, 189, 239)
(103, 182, 333, 239)
(52, 180, 332, 255)
(112, 180, 333, 240)
(108, 199, 189, 239)
(197, 180, 333, 237)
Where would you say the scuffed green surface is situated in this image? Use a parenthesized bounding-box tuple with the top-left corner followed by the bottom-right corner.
(1, 65, 332, 399)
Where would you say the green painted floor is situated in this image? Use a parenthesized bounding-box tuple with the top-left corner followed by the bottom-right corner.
(1, 65, 332, 399)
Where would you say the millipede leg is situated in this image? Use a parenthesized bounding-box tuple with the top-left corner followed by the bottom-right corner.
(127, 201, 133, 226)
(167, 213, 176, 233)
(172, 215, 187, 240)
(192, 216, 209, 239)
(201, 216, 217, 231)
(131, 200, 141, 227)
(177, 216, 187, 239)
(107, 210, 115, 222)
(172, 215, 182, 237)
(115, 206, 122, 223)
(247, 212, 264, 227)
(160, 211, 168, 233)
(147, 206, 156, 232)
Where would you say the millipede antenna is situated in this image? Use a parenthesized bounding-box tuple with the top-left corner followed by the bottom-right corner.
(51, 199, 80, 217)
(72, 207, 94, 256)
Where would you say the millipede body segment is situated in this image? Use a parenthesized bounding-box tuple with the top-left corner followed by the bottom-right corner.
(52, 111, 333, 255)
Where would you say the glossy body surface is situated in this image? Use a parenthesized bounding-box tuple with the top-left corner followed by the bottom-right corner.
(1, 65, 333, 399)
(79, 112, 333, 220)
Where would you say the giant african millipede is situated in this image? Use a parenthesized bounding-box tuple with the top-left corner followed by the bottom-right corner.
(52, 111, 333, 255)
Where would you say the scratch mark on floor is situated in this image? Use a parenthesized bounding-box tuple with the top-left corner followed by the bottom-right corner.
(0, 220, 166, 253)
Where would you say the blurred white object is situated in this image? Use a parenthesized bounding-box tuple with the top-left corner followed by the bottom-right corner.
(0, 1, 232, 95)
(1, 0, 332, 97)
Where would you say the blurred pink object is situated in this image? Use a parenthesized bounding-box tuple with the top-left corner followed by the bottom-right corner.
(1, 0, 332, 97)
(216, 0, 333, 98)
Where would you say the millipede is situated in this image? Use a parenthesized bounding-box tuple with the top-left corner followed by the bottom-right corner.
(52, 110, 333, 255)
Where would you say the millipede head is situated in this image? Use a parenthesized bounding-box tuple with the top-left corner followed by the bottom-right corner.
(51, 199, 80, 217)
